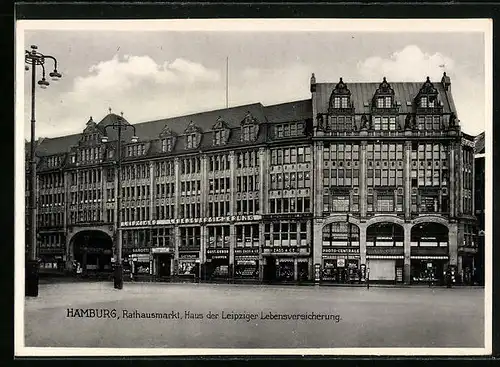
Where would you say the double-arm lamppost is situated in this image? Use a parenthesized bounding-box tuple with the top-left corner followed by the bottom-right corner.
(25, 45, 62, 297)
(101, 119, 138, 289)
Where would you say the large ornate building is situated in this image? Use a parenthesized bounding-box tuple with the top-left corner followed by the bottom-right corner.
(25, 72, 479, 284)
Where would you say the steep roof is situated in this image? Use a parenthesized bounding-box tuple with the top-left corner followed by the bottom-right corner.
(315, 81, 457, 115)
(474, 131, 485, 154)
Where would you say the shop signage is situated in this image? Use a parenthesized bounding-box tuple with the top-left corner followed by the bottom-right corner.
(323, 248, 360, 254)
(314, 263, 321, 282)
(121, 215, 262, 227)
(206, 248, 229, 255)
(234, 248, 259, 255)
(179, 254, 198, 260)
(337, 259, 346, 267)
(269, 246, 298, 254)
(80, 247, 113, 255)
(132, 248, 150, 254)
(151, 247, 171, 254)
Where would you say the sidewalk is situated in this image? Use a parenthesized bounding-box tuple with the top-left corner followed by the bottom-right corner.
(38, 275, 484, 289)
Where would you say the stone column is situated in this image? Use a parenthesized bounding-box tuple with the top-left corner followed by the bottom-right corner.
(201, 225, 209, 280)
(229, 152, 236, 215)
(448, 222, 459, 267)
(174, 225, 180, 276)
(404, 141, 412, 220)
(458, 143, 464, 216)
(200, 155, 208, 218)
(259, 222, 265, 281)
(229, 224, 235, 276)
(258, 147, 266, 215)
(100, 167, 106, 222)
(174, 158, 180, 219)
(403, 223, 412, 284)
(449, 142, 456, 217)
(359, 223, 367, 265)
(149, 162, 155, 221)
(294, 258, 298, 281)
(360, 141, 367, 218)
(313, 218, 323, 280)
(314, 141, 324, 217)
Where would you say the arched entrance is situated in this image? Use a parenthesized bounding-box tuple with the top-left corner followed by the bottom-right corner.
(366, 222, 405, 283)
(71, 230, 113, 276)
(410, 222, 449, 284)
(321, 222, 361, 283)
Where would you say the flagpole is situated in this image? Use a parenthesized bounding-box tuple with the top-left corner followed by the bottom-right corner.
(226, 56, 229, 108)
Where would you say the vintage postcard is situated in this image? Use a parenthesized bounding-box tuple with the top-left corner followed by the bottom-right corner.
(14, 18, 492, 356)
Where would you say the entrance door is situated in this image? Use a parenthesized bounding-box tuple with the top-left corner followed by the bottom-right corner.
(264, 256, 277, 282)
(157, 254, 171, 277)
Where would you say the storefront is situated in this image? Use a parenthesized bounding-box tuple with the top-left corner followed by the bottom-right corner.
(322, 247, 361, 283)
(262, 246, 311, 281)
(205, 248, 230, 279)
(130, 248, 152, 278)
(178, 252, 200, 279)
(151, 247, 173, 277)
(39, 250, 65, 274)
(366, 255, 404, 283)
(410, 256, 448, 284)
(234, 248, 259, 279)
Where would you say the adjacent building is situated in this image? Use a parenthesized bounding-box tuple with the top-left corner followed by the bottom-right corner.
(25, 72, 479, 284)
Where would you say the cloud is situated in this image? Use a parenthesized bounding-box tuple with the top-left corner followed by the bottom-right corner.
(357, 45, 455, 82)
(356, 45, 484, 135)
(26, 56, 225, 138)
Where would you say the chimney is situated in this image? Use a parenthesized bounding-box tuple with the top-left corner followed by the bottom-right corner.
(310, 73, 316, 93)
(441, 72, 451, 91)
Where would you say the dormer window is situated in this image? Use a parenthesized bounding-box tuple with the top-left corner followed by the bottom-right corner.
(212, 116, 230, 146)
(127, 144, 146, 157)
(416, 77, 440, 111)
(328, 78, 352, 113)
(240, 112, 260, 142)
(377, 96, 393, 108)
(186, 134, 197, 149)
(420, 96, 436, 108)
(161, 138, 174, 153)
(334, 96, 349, 109)
(372, 77, 396, 110)
(184, 121, 202, 150)
(159, 124, 177, 153)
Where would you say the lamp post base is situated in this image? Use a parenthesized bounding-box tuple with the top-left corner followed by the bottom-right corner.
(25, 259, 39, 297)
(114, 264, 123, 290)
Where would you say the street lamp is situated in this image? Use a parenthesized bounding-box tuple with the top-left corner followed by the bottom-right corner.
(25, 45, 62, 297)
(101, 118, 138, 290)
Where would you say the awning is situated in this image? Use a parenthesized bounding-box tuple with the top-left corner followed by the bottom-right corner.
(411, 256, 449, 260)
(367, 255, 404, 260)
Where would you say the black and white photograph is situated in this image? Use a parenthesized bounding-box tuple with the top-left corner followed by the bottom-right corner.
(15, 18, 492, 356)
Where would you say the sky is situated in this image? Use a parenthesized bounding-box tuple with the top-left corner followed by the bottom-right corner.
(20, 24, 487, 138)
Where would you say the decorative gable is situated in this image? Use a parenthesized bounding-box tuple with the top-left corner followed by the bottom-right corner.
(328, 78, 353, 113)
(212, 116, 230, 146)
(159, 124, 177, 152)
(416, 76, 441, 109)
(80, 116, 101, 144)
(184, 121, 202, 149)
(240, 111, 260, 142)
(372, 77, 396, 109)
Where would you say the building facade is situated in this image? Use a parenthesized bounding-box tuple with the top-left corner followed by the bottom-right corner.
(25, 72, 479, 284)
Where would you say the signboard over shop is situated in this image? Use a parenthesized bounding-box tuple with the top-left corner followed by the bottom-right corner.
(151, 247, 171, 254)
(263, 246, 310, 255)
(234, 248, 259, 255)
(131, 248, 150, 254)
(206, 248, 229, 255)
(121, 215, 262, 227)
(322, 247, 360, 254)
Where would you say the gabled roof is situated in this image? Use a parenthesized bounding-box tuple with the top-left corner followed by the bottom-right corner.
(264, 99, 312, 123)
(315, 81, 456, 115)
(474, 131, 485, 154)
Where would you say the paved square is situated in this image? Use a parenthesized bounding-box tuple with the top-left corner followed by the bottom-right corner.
(23, 282, 484, 349)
